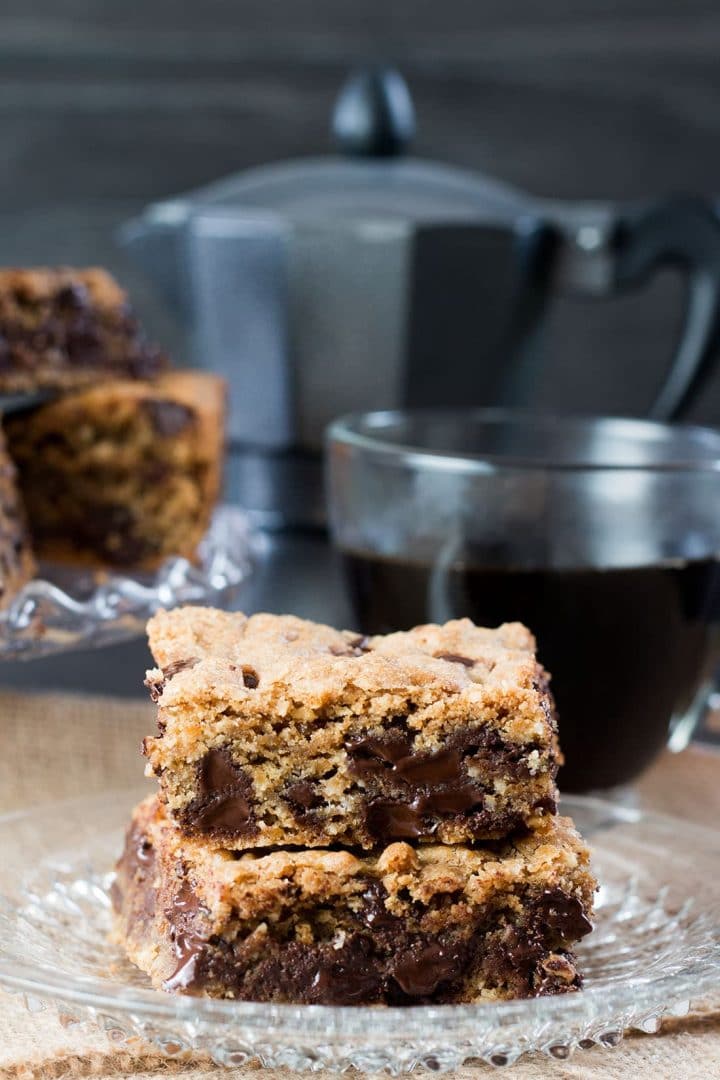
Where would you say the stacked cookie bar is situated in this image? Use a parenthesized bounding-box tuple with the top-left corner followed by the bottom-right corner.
(0, 268, 225, 588)
(113, 608, 596, 1005)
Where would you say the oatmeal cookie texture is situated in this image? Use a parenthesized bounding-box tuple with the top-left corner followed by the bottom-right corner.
(5, 372, 225, 569)
(112, 795, 595, 1005)
(0, 426, 35, 608)
(143, 608, 560, 848)
(0, 267, 165, 393)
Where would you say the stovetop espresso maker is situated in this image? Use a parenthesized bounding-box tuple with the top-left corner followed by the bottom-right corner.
(121, 69, 720, 526)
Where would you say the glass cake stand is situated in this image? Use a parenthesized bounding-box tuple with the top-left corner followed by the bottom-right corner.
(0, 792, 717, 1071)
(0, 506, 265, 660)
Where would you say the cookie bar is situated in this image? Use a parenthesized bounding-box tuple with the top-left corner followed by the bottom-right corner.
(0, 267, 165, 393)
(112, 795, 595, 1004)
(0, 427, 35, 608)
(143, 609, 560, 848)
(5, 372, 225, 570)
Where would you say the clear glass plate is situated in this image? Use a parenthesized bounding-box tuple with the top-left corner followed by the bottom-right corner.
(0, 506, 265, 660)
(0, 792, 717, 1071)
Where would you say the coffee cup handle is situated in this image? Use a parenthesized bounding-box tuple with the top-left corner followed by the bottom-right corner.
(667, 677, 720, 754)
(611, 195, 720, 422)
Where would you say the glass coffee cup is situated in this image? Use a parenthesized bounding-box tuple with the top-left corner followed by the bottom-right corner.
(326, 410, 720, 791)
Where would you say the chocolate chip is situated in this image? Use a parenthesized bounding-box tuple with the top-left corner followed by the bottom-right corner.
(360, 881, 398, 931)
(184, 749, 258, 838)
(242, 668, 259, 689)
(535, 890, 593, 945)
(434, 652, 475, 668)
(163, 875, 208, 991)
(55, 283, 89, 310)
(365, 800, 428, 841)
(391, 943, 460, 996)
(165, 657, 199, 680)
(112, 821, 157, 923)
(394, 748, 462, 785)
(415, 784, 485, 814)
(284, 781, 322, 812)
(65, 323, 102, 366)
(144, 657, 199, 702)
(142, 399, 195, 438)
(198, 748, 245, 795)
(189, 791, 255, 834)
(532, 794, 558, 815)
(346, 734, 413, 775)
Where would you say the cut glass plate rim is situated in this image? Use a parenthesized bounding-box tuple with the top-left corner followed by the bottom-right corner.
(0, 504, 266, 660)
(0, 790, 718, 1038)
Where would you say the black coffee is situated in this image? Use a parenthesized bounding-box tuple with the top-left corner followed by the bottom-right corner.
(340, 551, 720, 790)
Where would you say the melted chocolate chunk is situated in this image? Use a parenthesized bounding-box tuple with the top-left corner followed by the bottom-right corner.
(347, 724, 544, 790)
(346, 734, 413, 775)
(434, 651, 475, 668)
(198, 747, 244, 794)
(345, 720, 553, 842)
(142, 398, 195, 438)
(480, 924, 545, 997)
(192, 794, 254, 833)
(183, 749, 258, 838)
(359, 881, 399, 931)
(364, 800, 429, 841)
(535, 889, 593, 945)
(284, 781, 322, 812)
(175, 889, 587, 1004)
(309, 956, 383, 1004)
(163, 875, 209, 991)
(394, 747, 462, 784)
(415, 783, 485, 814)
(532, 794, 558, 815)
(111, 821, 157, 925)
(391, 943, 460, 996)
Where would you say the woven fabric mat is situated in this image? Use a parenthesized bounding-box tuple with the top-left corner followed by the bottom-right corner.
(1, 688, 719, 1079)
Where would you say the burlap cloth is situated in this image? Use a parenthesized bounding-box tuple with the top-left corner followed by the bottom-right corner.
(1, 689, 719, 1079)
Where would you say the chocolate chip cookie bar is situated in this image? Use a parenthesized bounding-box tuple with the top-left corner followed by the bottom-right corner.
(5, 372, 225, 569)
(112, 795, 595, 1004)
(0, 427, 35, 608)
(143, 609, 560, 848)
(0, 267, 165, 393)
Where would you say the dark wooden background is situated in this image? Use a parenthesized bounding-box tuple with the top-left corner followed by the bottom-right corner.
(2, 0, 720, 420)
